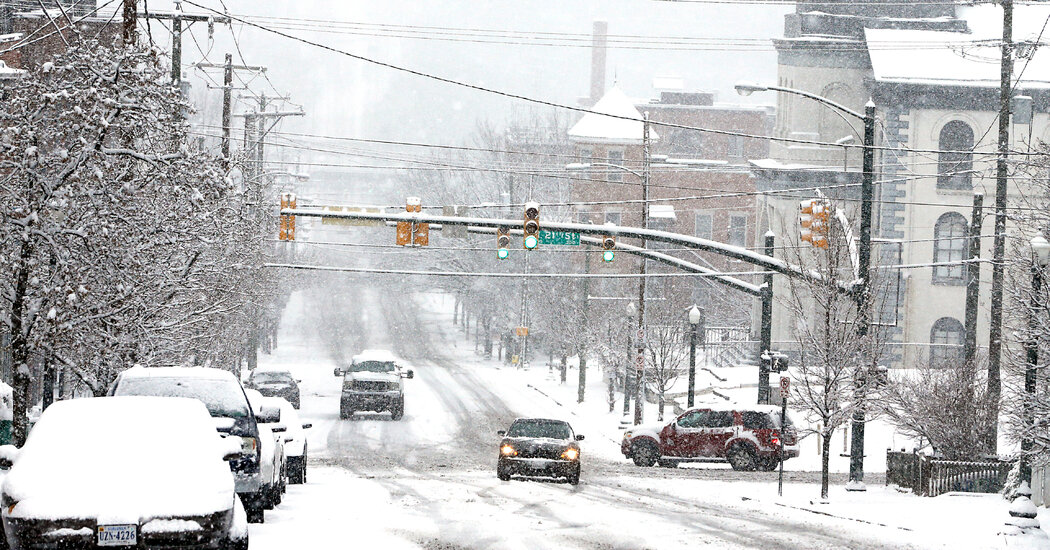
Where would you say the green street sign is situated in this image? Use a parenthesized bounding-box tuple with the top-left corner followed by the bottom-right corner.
(537, 230, 580, 246)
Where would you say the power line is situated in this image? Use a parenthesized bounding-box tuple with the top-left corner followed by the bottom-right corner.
(265, 262, 774, 278)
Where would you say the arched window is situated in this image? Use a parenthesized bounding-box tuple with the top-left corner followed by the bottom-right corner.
(930, 317, 965, 365)
(933, 212, 968, 284)
(938, 121, 974, 190)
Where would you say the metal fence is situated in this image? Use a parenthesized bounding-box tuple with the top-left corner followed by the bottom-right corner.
(886, 450, 1013, 497)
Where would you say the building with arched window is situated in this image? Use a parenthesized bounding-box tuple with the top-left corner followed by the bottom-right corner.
(930, 317, 965, 366)
(937, 121, 974, 190)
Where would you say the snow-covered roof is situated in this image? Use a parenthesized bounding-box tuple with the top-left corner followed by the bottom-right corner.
(568, 86, 659, 145)
(0, 60, 26, 80)
(866, 3, 1050, 89)
(352, 349, 399, 363)
(749, 158, 830, 171)
(119, 365, 239, 382)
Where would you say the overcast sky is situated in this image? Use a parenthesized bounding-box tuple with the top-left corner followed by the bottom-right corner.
(135, 1, 789, 157)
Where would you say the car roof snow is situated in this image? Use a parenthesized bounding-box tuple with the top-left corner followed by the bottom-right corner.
(118, 366, 238, 381)
(352, 349, 398, 363)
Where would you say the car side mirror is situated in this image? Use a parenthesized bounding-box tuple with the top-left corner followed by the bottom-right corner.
(333, 368, 343, 377)
(0, 445, 19, 469)
(302, 423, 313, 429)
(284, 436, 294, 443)
(575, 435, 585, 441)
(271, 425, 287, 433)
(497, 430, 506, 437)
(404, 369, 414, 379)
(257, 406, 281, 424)
(296, 379, 303, 384)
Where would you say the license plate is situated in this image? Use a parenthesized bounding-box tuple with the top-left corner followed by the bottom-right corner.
(97, 524, 137, 547)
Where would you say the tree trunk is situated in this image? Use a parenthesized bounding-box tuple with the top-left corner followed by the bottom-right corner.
(822, 431, 832, 499)
(10, 240, 33, 447)
(578, 354, 587, 403)
(560, 354, 567, 383)
(658, 393, 665, 421)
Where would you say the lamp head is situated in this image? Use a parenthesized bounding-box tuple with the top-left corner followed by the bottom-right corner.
(688, 305, 701, 325)
(626, 301, 637, 316)
(734, 82, 768, 97)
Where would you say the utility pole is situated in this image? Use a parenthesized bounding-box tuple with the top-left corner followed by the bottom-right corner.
(196, 59, 265, 163)
(634, 112, 651, 426)
(122, 0, 136, 45)
(964, 192, 984, 363)
(758, 232, 775, 404)
(138, 10, 228, 88)
(847, 100, 878, 491)
(579, 249, 591, 403)
(988, 0, 1013, 450)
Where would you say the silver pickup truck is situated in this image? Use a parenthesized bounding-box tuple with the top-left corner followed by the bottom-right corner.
(334, 349, 414, 420)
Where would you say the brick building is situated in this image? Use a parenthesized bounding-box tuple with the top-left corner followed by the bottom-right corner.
(0, 2, 117, 70)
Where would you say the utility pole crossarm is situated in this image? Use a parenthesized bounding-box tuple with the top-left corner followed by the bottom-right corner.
(195, 62, 267, 72)
(138, 11, 230, 23)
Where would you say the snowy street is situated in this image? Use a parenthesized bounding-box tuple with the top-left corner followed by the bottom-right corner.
(247, 287, 1021, 550)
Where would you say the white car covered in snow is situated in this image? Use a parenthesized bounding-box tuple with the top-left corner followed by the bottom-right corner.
(260, 396, 311, 484)
(244, 389, 288, 510)
(0, 396, 248, 550)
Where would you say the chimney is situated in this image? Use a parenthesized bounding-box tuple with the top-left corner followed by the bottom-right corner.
(590, 21, 608, 104)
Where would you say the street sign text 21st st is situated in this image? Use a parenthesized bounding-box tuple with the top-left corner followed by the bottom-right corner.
(537, 230, 580, 246)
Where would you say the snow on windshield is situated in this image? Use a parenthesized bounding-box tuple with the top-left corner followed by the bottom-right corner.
(252, 372, 294, 383)
(114, 377, 250, 418)
(351, 361, 396, 373)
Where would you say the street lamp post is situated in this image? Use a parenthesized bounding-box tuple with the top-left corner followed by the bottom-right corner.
(1023, 235, 1050, 484)
(622, 301, 637, 425)
(736, 82, 877, 488)
(687, 305, 703, 408)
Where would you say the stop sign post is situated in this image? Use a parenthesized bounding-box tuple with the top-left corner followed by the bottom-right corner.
(778, 375, 789, 496)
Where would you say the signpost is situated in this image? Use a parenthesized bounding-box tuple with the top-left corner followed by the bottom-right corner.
(778, 376, 790, 496)
(537, 230, 580, 246)
(322, 206, 383, 226)
(515, 326, 529, 337)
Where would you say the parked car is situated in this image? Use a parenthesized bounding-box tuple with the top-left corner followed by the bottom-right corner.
(0, 396, 248, 550)
(245, 389, 288, 509)
(621, 404, 799, 471)
(261, 396, 312, 484)
(245, 369, 301, 409)
(109, 366, 279, 523)
(334, 349, 413, 420)
(497, 418, 583, 485)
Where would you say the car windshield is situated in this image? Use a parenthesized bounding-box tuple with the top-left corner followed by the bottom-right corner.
(252, 372, 293, 383)
(507, 420, 571, 439)
(115, 377, 250, 418)
(351, 360, 396, 373)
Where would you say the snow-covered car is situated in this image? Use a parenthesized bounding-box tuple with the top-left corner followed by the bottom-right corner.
(245, 369, 301, 409)
(0, 396, 248, 550)
(497, 418, 583, 485)
(108, 366, 278, 523)
(245, 389, 288, 509)
(261, 396, 312, 484)
(621, 404, 799, 471)
(334, 349, 414, 420)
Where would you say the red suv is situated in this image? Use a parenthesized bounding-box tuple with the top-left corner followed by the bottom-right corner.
(621, 405, 799, 471)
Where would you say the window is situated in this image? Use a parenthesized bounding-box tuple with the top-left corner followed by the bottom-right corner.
(695, 213, 713, 240)
(705, 411, 734, 428)
(933, 212, 968, 284)
(930, 317, 964, 365)
(742, 411, 775, 430)
(728, 215, 747, 247)
(678, 410, 708, 429)
(668, 128, 703, 157)
(607, 150, 624, 182)
(604, 211, 621, 226)
(577, 147, 592, 163)
(728, 136, 744, 159)
(937, 121, 974, 190)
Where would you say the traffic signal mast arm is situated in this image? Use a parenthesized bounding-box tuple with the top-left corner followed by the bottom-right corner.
(283, 206, 850, 292)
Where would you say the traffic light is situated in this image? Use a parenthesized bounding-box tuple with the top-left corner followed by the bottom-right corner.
(496, 226, 510, 260)
(601, 224, 616, 262)
(279, 192, 296, 241)
(397, 197, 429, 246)
(798, 199, 831, 249)
(523, 201, 540, 250)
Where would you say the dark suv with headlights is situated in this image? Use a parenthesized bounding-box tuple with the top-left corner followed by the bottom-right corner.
(335, 350, 413, 420)
(246, 369, 301, 409)
(497, 418, 583, 485)
(109, 366, 278, 524)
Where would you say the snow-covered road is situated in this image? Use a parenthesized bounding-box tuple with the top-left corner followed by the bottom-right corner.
(244, 285, 971, 549)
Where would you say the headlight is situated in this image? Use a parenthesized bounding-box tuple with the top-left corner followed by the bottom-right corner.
(240, 436, 258, 454)
(500, 444, 517, 457)
(623, 431, 632, 440)
(562, 448, 579, 461)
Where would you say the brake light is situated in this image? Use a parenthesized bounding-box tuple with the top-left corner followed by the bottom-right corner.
(770, 433, 780, 447)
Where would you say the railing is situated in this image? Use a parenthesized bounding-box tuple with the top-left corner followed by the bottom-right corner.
(886, 450, 1013, 497)
(703, 324, 757, 369)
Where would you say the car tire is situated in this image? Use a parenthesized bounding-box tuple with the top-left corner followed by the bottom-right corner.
(728, 445, 757, 471)
(758, 457, 780, 472)
(631, 441, 659, 467)
(497, 461, 511, 481)
(657, 459, 679, 468)
(390, 398, 405, 421)
(245, 506, 264, 524)
(222, 534, 249, 550)
(567, 465, 581, 485)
